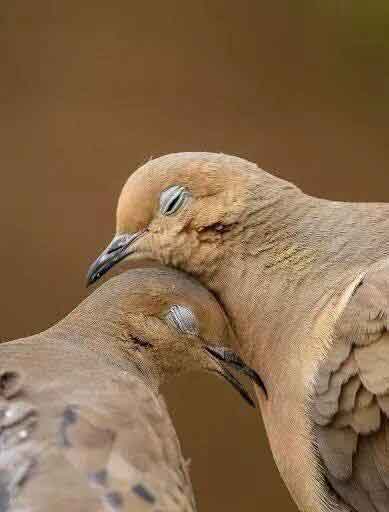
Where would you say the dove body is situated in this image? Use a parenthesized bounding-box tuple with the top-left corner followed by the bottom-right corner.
(88, 152, 389, 512)
(0, 266, 260, 511)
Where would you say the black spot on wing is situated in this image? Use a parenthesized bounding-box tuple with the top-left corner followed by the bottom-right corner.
(132, 483, 156, 504)
(105, 491, 123, 509)
(59, 405, 79, 448)
(88, 468, 108, 487)
(0, 371, 24, 399)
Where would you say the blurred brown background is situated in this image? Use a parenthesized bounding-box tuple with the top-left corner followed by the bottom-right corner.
(1, 1, 389, 510)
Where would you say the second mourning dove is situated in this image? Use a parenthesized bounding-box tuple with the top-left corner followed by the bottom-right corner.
(0, 265, 264, 511)
(88, 152, 389, 512)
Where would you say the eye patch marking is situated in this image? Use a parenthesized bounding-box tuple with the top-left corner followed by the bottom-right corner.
(131, 336, 153, 349)
(197, 222, 237, 235)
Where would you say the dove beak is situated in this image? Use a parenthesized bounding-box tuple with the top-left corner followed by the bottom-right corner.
(86, 232, 144, 286)
(204, 345, 268, 407)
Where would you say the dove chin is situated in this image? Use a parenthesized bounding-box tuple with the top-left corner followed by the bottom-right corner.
(86, 232, 147, 286)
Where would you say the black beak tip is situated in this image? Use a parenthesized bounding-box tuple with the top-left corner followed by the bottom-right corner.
(86, 271, 98, 287)
(250, 370, 268, 400)
(85, 249, 120, 287)
(246, 394, 256, 408)
(85, 233, 142, 288)
(86, 261, 103, 287)
(223, 372, 257, 408)
(204, 345, 268, 401)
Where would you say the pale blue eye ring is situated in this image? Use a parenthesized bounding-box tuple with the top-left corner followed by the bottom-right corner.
(159, 185, 190, 216)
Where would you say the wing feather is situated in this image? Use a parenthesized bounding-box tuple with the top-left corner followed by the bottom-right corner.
(313, 259, 389, 512)
(0, 357, 195, 511)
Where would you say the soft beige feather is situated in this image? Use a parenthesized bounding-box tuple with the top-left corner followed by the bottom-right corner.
(87, 152, 389, 511)
(0, 266, 259, 511)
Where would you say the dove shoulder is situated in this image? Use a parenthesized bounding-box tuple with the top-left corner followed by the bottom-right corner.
(312, 258, 389, 512)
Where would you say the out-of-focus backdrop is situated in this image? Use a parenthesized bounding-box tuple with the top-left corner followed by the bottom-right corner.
(1, 2, 389, 510)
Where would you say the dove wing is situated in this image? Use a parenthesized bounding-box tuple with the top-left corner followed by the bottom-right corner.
(313, 260, 389, 512)
(0, 339, 196, 512)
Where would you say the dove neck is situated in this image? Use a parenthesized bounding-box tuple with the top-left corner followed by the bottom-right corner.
(44, 290, 161, 390)
(206, 189, 389, 396)
(218, 185, 389, 291)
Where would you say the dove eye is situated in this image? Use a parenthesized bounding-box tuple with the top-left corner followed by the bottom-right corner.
(159, 185, 190, 216)
(165, 305, 199, 336)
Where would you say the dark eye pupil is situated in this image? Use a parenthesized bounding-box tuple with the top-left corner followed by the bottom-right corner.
(165, 194, 182, 214)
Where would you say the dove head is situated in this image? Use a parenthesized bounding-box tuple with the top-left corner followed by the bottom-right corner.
(87, 152, 300, 284)
(87, 152, 297, 284)
(65, 267, 266, 405)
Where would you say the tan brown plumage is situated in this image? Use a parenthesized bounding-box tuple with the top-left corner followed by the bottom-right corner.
(0, 266, 260, 511)
(313, 260, 389, 512)
(87, 152, 389, 511)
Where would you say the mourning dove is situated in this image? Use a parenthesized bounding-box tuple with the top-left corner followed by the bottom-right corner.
(0, 265, 264, 511)
(88, 152, 389, 512)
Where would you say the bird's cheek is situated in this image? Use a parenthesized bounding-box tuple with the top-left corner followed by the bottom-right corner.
(147, 230, 172, 265)
(149, 229, 199, 268)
